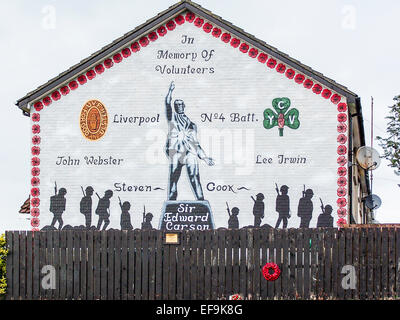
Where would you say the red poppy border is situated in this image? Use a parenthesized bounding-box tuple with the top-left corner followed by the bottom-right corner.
(30, 10, 348, 230)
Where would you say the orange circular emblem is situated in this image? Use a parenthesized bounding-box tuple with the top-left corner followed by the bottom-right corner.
(80, 100, 108, 140)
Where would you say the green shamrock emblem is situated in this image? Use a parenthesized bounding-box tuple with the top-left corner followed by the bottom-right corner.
(263, 97, 300, 136)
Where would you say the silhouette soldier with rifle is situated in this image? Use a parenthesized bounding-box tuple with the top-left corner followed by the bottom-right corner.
(50, 182, 67, 230)
(275, 184, 290, 229)
(80, 186, 94, 228)
(297, 186, 314, 228)
(141, 205, 153, 230)
(251, 193, 265, 227)
(119, 196, 133, 231)
(95, 190, 113, 230)
(226, 202, 239, 229)
(317, 198, 334, 228)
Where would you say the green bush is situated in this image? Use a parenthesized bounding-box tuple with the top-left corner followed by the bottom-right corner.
(0, 234, 7, 296)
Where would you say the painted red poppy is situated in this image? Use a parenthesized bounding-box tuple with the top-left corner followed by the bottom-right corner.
(276, 63, 286, 73)
(31, 177, 40, 186)
(337, 187, 347, 197)
(212, 28, 222, 38)
(31, 208, 40, 217)
(337, 218, 347, 227)
(331, 94, 341, 104)
(32, 125, 40, 134)
(32, 136, 41, 145)
(337, 156, 347, 166)
(221, 33, 231, 43)
(303, 79, 314, 89)
(157, 26, 167, 37)
(175, 15, 185, 25)
(230, 38, 240, 48)
(34, 102, 43, 112)
(95, 64, 105, 74)
(32, 113, 40, 122)
(267, 58, 277, 68)
(338, 167, 347, 176)
(51, 90, 61, 101)
(69, 80, 78, 90)
(31, 157, 40, 167)
(337, 208, 347, 217)
(185, 12, 195, 23)
(78, 75, 87, 85)
(337, 145, 347, 155)
(258, 53, 268, 63)
(31, 167, 40, 176)
(130, 42, 141, 52)
(148, 32, 158, 42)
(203, 23, 213, 33)
(337, 123, 347, 133)
(32, 146, 40, 156)
(239, 43, 249, 53)
(338, 103, 347, 112)
(166, 20, 176, 31)
(122, 47, 132, 57)
(43, 96, 52, 106)
(286, 69, 295, 79)
(337, 134, 347, 144)
(337, 177, 347, 187)
(322, 89, 332, 99)
(60, 86, 70, 95)
(337, 198, 347, 208)
(113, 53, 123, 63)
(248, 48, 258, 58)
(338, 113, 347, 122)
(312, 84, 322, 94)
(31, 218, 40, 227)
(86, 69, 96, 80)
(31, 188, 40, 197)
(295, 74, 305, 84)
(139, 37, 149, 47)
(194, 17, 204, 27)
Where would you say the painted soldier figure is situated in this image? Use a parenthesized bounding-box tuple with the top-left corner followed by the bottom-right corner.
(95, 190, 113, 230)
(80, 186, 94, 228)
(251, 193, 265, 227)
(120, 201, 133, 231)
(165, 81, 214, 201)
(275, 185, 290, 229)
(297, 189, 314, 228)
(317, 205, 334, 228)
(50, 187, 67, 230)
(142, 212, 153, 230)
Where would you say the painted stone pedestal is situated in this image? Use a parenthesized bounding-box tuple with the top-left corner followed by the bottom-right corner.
(159, 200, 214, 231)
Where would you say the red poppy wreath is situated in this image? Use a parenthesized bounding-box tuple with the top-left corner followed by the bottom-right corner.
(262, 262, 281, 281)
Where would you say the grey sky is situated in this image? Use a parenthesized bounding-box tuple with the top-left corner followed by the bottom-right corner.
(1, 0, 399, 232)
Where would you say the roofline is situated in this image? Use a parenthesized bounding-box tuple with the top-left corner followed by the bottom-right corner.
(15, 0, 359, 115)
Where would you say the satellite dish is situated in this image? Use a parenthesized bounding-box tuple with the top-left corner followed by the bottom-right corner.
(356, 146, 381, 170)
(363, 194, 382, 210)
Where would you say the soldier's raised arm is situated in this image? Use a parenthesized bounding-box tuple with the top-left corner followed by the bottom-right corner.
(165, 81, 175, 121)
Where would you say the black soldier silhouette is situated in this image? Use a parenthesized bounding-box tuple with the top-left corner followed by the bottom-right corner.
(226, 202, 239, 229)
(317, 199, 334, 228)
(165, 81, 215, 200)
(275, 184, 290, 229)
(80, 186, 94, 228)
(251, 193, 265, 227)
(119, 197, 133, 231)
(50, 182, 67, 230)
(297, 187, 314, 228)
(95, 190, 113, 230)
(142, 211, 153, 230)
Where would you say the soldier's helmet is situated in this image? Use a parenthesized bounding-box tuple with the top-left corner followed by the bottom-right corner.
(105, 190, 113, 198)
(146, 213, 153, 221)
(231, 207, 239, 215)
(305, 189, 314, 197)
(325, 205, 333, 214)
(280, 185, 289, 192)
(122, 201, 131, 210)
(59, 188, 67, 195)
(256, 193, 265, 200)
(86, 186, 94, 192)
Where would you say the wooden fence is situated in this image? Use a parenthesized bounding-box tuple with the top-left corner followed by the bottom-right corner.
(5, 227, 400, 300)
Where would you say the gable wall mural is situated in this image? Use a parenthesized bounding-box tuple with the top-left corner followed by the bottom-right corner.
(28, 11, 349, 232)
